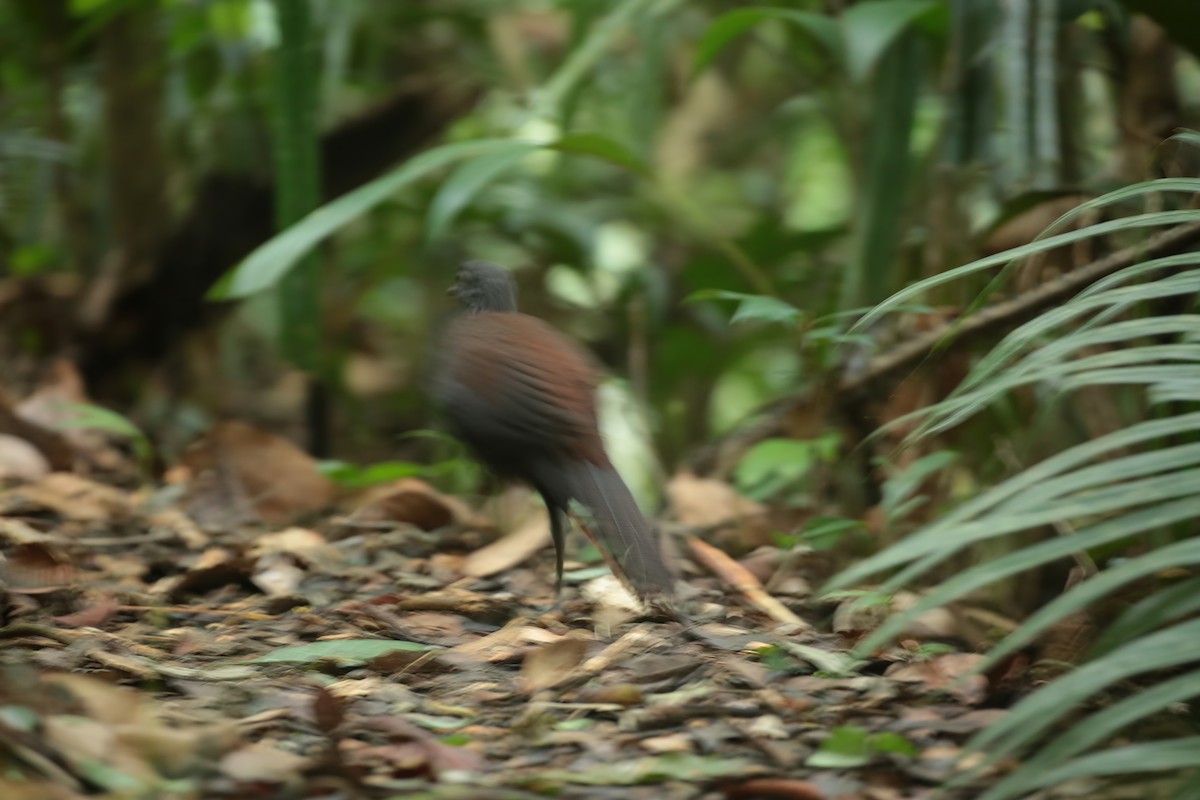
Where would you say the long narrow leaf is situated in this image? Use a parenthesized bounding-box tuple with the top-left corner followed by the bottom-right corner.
(425, 142, 540, 242)
(210, 139, 525, 299)
(852, 496, 1200, 655)
(979, 736, 1200, 799)
(692, 8, 839, 76)
(851, 209, 1200, 332)
(965, 618, 1200, 763)
(823, 412, 1200, 592)
(976, 536, 1200, 677)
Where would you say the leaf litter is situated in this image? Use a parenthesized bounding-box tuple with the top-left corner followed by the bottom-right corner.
(0, 416, 1025, 800)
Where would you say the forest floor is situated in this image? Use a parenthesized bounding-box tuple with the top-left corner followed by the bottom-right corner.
(0, 418, 1011, 800)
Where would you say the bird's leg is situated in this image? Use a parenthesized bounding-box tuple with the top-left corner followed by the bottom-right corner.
(549, 507, 567, 608)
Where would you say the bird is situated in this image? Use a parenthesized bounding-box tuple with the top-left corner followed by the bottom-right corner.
(432, 260, 675, 607)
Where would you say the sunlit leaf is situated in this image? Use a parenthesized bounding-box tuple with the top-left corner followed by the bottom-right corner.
(426, 141, 540, 242)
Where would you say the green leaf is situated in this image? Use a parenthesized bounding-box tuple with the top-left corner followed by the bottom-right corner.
(841, 22, 921, 308)
(693, 8, 839, 76)
(47, 401, 154, 472)
(841, 0, 946, 83)
(686, 290, 803, 325)
(550, 132, 649, 175)
(807, 726, 873, 768)
(779, 642, 863, 677)
(318, 460, 427, 488)
(210, 139, 522, 299)
(851, 208, 1200, 333)
(880, 450, 958, 520)
(978, 674, 1200, 800)
(243, 639, 434, 665)
(426, 142, 540, 242)
(824, 412, 1200, 593)
(966, 618, 1200, 769)
(735, 437, 833, 500)
(872, 731, 919, 757)
(980, 738, 1200, 798)
(755, 644, 793, 671)
(799, 516, 865, 551)
(532, 0, 660, 121)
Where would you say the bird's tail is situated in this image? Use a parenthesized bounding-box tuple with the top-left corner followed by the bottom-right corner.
(560, 461, 676, 604)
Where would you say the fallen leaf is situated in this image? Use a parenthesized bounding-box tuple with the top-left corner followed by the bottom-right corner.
(181, 421, 335, 526)
(219, 740, 310, 783)
(518, 633, 590, 693)
(0, 434, 50, 482)
(0, 472, 131, 523)
(51, 592, 119, 628)
(251, 527, 340, 567)
(2, 542, 77, 593)
(666, 472, 765, 527)
(346, 478, 472, 531)
(311, 686, 345, 734)
(251, 553, 306, 596)
(246, 639, 434, 665)
(463, 508, 549, 578)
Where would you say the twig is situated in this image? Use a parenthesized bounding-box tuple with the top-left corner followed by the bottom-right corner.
(687, 538, 809, 629)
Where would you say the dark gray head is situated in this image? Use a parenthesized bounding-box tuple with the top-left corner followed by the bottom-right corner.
(448, 260, 518, 313)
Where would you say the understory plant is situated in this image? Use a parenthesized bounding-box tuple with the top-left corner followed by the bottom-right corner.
(825, 131, 1200, 799)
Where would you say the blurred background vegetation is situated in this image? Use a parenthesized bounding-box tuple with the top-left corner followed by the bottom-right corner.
(2, 0, 1191, 481)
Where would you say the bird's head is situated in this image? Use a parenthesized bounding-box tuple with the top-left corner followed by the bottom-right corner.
(448, 260, 519, 313)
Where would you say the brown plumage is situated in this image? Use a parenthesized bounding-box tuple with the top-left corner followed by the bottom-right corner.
(433, 260, 675, 604)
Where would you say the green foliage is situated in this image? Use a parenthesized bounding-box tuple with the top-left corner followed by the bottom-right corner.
(804, 516, 867, 550)
(48, 402, 154, 474)
(807, 725, 918, 768)
(734, 434, 839, 502)
(879, 450, 958, 524)
(318, 459, 426, 488)
(271, 0, 323, 371)
(825, 140, 1200, 795)
(687, 290, 804, 326)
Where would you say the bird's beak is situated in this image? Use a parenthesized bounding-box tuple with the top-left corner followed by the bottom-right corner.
(446, 282, 460, 297)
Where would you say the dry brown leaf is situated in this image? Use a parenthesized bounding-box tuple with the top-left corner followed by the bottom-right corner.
(518, 633, 590, 694)
(51, 592, 119, 628)
(640, 732, 693, 754)
(312, 686, 346, 734)
(0, 472, 131, 523)
(181, 420, 334, 526)
(463, 508, 549, 578)
(0, 780, 86, 800)
(162, 547, 253, 600)
(346, 478, 472, 531)
(251, 527, 341, 567)
(1, 542, 77, 593)
(15, 361, 111, 458)
(886, 653, 988, 705)
(0, 434, 50, 482)
(251, 554, 306, 596)
(832, 591, 959, 640)
(723, 778, 827, 800)
(666, 471, 765, 528)
(219, 740, 310, 783)
(0, 382, 74, 471)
